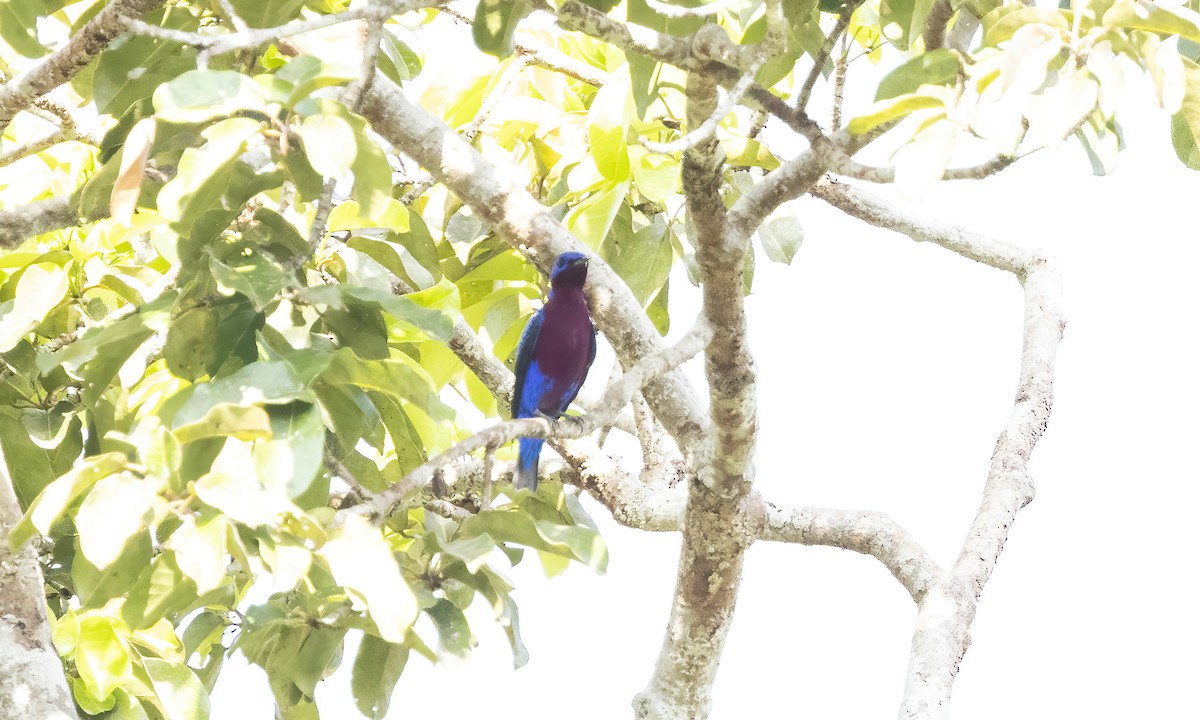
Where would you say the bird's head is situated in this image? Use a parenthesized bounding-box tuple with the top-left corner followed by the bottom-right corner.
(549, 251, 589, 289)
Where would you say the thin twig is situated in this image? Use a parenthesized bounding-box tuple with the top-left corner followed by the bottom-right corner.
(795, 0, 862, 112)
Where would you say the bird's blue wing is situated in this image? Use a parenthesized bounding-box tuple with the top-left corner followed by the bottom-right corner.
(511, 309, 544, 419)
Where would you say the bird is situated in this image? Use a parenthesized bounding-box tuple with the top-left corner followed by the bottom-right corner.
(511, 251, 596, 490)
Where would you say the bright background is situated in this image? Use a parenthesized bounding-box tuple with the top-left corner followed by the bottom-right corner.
(211, 13, 1200, 719)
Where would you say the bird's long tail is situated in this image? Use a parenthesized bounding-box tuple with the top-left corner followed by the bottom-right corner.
(515, 438, 542, 490)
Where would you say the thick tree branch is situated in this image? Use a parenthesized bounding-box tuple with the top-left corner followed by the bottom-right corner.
(0, 0, 165, 135)
(635, 76, 759, 720)
(0, 198, 82, 249)
(360, 78, 708, 454)
(811, 178, 1064, 720)
(759, 502, 944, 603)
(0, 465, 79, 720)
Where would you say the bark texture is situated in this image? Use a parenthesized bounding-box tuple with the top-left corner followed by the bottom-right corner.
(0, 465, 77, 720)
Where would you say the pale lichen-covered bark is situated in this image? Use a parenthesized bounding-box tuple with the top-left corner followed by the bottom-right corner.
(810, 179, 1063, 720)
(633, 75, 760, 720)
(0, 466, 77, 720)
(0, 0, 165, 134)
(0, 198, 80, 249)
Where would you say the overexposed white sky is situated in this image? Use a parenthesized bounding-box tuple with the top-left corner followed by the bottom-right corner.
(212, 8, 1200, 719)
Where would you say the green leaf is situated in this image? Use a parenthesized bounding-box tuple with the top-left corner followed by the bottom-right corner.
(459, 509, 608, 572)
(982, 5, 1071, 45)
(647, 279, 670, 335)
(632, 149, 681, 202)
(168, 512, 229, 595)
(164, 307, 219, 382)
(565, 183, 630, 249)
(722, 137, 781, 170)
(172, 361, 312, 427)
(76, 473, 156, 570)
(847, 94, 944, 134)
(351, 131, 393, 219)
(1104, 0, 1200, 42)
(153, 70, 268, 124)
(322, 516, 418, 643)
(252, 402, 326, 499)
(8, 453, 126, 549)
(587, 73, 634, 182)
(473, 0, 533, 57)
(174, 404, 273, 443)
(143, 657, 211, 720)
(327, 199, 410, 232)
(74, 530, 153, 607)
(193, 469, 296, 528)
(601, 217, 673, 305)
(93, 26, 198, 115)
(876, 49, 962, 100)
(210, 250, 293, 310)
(0, 263, 68, 352)
(75, 616, 131, 701)
(441, 533, 496, 573)
(376, 32, 423, 85)
(276, 56, 358, 108)
(1172, 58, 1200, 169)
(351, 634, 409, 720)
(427, 599, 474, 657)
(290, 625, 349, 697)
(228, 0, 305, 27)
(296, 113, 358, 177)
(0, 0, 47, 57)
(121, 551, 200, 630)
(341, 278, 461, 342)
(757, 211, 805, 265)
(319, 348, 452, 420)
(156, 117, 263, 227)
(0, 412, 58, 510)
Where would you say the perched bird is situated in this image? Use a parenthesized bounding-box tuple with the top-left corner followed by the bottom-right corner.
(511, 252, 596, 490)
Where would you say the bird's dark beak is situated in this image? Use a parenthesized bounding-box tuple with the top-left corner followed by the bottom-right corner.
(570, 256, 589, 268)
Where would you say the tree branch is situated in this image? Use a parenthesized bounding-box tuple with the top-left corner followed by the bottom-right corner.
(0, 197, 82, 249)
(635, 75, 759, 720)
(359, 319, 712, 516)
(829, 152, 1017, 183)
(795, 0, 861, 112)
(810, 178, 1064, 720)
(759, 502, 944, 603)
(0, 0, 165, 135)
(0, 465, 79, 719)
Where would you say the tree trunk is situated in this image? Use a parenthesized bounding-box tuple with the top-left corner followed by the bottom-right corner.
(0, 464, 78, 720)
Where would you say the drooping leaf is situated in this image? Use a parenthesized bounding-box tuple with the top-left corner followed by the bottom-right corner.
(1171, 58, 1200, 169)
(351, 634, 409, 720)
(757, 210, 805, 265)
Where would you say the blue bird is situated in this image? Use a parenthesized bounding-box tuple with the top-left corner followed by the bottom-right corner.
(511, 252, 596, 490)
